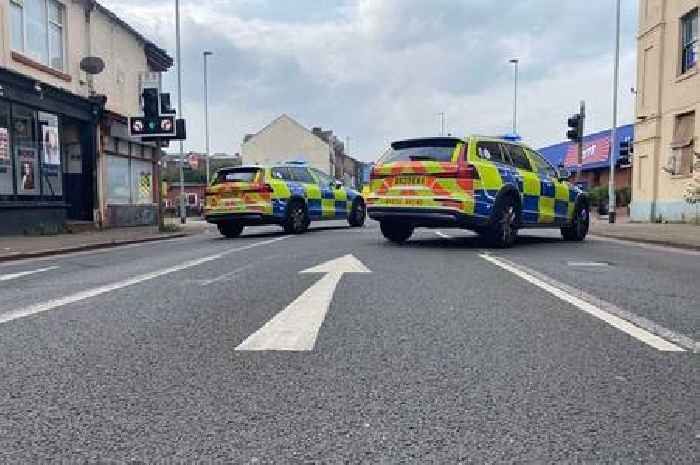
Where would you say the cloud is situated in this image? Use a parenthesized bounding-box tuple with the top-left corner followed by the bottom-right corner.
(99, 0, 639, 160)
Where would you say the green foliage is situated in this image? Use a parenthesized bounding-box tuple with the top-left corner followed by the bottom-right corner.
(616, 186, 631, 207)
(588, 186, 609, 206)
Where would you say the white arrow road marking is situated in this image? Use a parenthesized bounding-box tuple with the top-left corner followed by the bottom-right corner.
(0, 236, 289, 325)
(480, 253, 689, 352)
(236, 254, 371, 351)
(0, 266, 59, 282)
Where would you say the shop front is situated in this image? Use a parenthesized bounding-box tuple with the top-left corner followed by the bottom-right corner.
(0, 68, 102, 234)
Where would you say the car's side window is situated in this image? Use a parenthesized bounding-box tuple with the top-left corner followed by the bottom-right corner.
(271, 167, 292, 181)
(527, 149, 558, 179)
(288, 167, 315, 183)
(477, 141, 506, 164)
(311, 168, 334, 187)
(505, 145, 532, 171)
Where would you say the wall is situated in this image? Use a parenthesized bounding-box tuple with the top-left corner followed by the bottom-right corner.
(633, 0, 700, 222)
(242, 115, 332, 174)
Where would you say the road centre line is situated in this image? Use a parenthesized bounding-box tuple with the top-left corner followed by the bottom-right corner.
(0, 266, 59, 282)
(0, 236, 289, 325)
(479, 253, 690, 353)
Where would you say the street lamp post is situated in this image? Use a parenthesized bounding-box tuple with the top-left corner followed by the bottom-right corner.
(203, 51, 213, 186)
(437, 113, 445, 136)
(176, 0, 185, 224)
(509, 58, 519, 135)
(608, 0, 621, 224)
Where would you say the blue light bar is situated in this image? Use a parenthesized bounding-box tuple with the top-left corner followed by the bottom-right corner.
(503, 133, 522, 142)
(284, 160, 308, 165)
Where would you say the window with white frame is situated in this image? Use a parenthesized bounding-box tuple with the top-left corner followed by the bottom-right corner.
(10, 0, 65, 72)
(681, 9, 698, 74)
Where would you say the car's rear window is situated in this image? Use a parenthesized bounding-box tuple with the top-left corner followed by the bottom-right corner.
(213, 168, 260, 184)
(381, 139, 461, 163)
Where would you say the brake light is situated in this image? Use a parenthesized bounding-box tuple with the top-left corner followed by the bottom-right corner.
(370, 166, 383, 181)
(456, 164, 479, 179)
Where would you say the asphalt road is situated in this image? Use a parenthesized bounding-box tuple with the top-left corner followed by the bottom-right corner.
(0, 221, 697, 463)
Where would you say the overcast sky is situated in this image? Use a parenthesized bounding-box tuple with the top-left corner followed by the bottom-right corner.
(100, 0, 639, 161)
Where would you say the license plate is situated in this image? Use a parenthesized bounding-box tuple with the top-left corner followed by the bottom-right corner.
(394, 176, 426, 186)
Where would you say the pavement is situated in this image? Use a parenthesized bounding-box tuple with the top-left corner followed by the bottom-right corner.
(0, 221, 697, 463)
(590, 220, 700, 250)
(0, 219, 208, 262)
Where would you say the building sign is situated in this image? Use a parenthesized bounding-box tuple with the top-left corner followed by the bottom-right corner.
(563, 136, 611, 167)
(0, 128, 9, 173)
(17, 146, 39, 195)
(42, 125, 60, 166)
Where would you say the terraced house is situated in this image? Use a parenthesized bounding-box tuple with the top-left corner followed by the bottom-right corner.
(633, 0, 699, 222)
(0, 0, 173, 234)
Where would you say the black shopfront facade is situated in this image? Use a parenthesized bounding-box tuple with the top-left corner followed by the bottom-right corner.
(0, 68, 104, 234)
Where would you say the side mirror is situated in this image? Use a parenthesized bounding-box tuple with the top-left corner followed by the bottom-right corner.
(557, 167, 572, 181)
(334, 180, 343, 189)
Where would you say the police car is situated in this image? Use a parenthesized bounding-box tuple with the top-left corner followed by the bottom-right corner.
(366, 136, 590, 247)
(204, 162, 366, 237)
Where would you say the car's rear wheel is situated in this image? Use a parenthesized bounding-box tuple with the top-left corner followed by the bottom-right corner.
(348, 198, 366, 227)
(218, 222, 244, 238)
(488, 195, 519, 248)
(283, 199, 309, 234)
(380, 221, 413, 244)
(561, 203, 589, 241)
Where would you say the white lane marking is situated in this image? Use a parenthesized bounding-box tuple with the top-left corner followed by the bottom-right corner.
(0, 236, 289, 325)
(0, 266, 59, 282)
(236, 254, 371, 351)
(479, 253, 687, 352)
(567, 261, 611, 268)
(435, 231, 452, 239)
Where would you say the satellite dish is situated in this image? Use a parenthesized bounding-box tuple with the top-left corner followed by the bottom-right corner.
(80, 56, 105, 75)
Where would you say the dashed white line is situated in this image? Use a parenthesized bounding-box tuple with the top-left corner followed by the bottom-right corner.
(0, 266, 59, 282)
(435, 231, 452, 239)
(479, 253, 688, 352)
(0, 236, 289, 325)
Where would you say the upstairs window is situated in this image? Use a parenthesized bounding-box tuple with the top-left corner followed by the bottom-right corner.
(681, 9, 698, 74)
(10, 0, 65, 72)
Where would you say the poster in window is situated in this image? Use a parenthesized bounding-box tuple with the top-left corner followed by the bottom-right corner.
(18, 147, 38, 193)
(0, 128, 8, 174)
(42, 125, 61, 166)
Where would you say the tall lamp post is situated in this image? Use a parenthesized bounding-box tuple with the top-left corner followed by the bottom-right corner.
(203, 51, 213, 186)
(509, 58, 519, 135)
(176, 0, 185, 224)
(608, 0, 621, 224)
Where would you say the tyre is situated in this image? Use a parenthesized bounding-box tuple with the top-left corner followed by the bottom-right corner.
(487, 195, 519, 248)
(348, 198, 366, 227)
(380, 221, 413, 244)
(283, 199, 309, 234)
(561, 203, 590, 241)
(218, 222, 244, 238)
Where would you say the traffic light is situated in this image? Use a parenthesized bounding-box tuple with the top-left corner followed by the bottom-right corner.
(142, 88, 160, 118)
(567, 114, 583, 142)
(618, 138, 633, 166)
(160, 93, 176, 115)
(129, 85, 177, 138)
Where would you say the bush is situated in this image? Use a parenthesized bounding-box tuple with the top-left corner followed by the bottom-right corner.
(616, 186, 631, 207)
(588, 186, 609, 206)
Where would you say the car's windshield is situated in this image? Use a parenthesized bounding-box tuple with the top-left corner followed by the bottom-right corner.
(381, 139, 460, 163)
(213, 168, 260, 184)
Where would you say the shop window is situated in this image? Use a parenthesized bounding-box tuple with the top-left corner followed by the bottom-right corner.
(664, 112, 695, 176)
(681, 9, 698, 75)
(106, 155, 130, 204)
(131, 159, 153, 205)
(0, 102, 12, 195)
(39, 112, 62, 196)
(11, 0, 65, 72)
(13, 104, 39, 196)
(186, 193, 198, 206)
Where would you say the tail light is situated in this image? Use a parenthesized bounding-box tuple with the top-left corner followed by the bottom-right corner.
(370, 166, 386, 181)
(260, 183, 274, 193)
(456, 164, 479, 179)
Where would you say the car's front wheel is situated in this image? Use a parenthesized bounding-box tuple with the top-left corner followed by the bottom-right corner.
(380, 221, 413, 244)
(218, 222, 244, 238)
(561, 203, 589, 241)
(348, 198, 366, 227)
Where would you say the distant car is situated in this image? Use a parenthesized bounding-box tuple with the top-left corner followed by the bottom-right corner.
(204, 163, 366, 237)
(366, 136, 590, 247)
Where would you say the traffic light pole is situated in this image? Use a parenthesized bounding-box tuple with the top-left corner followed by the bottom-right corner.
(176, 0, 186, 225)
(608, 0, 621, 224)
(577, 100, 585, 182)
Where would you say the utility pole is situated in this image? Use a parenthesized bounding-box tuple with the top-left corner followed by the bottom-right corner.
(509, 58, 519, 135)
(176, 0, 186, 224)
(437, 113, 445, 136)
(203, 51, 213, 186)
(608, 0, 621, 224)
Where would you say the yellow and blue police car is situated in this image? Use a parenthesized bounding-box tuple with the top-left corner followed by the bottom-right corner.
(366, 136, 590, 248)
(204, 162, 366, 237)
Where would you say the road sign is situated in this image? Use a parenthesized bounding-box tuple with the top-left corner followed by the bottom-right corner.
(129, 115, 176, 138)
